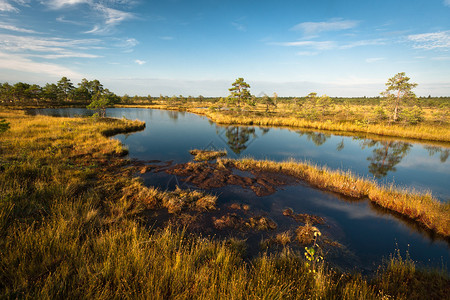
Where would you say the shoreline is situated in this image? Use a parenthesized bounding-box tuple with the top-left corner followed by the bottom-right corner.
(1, 109, 448, 298)
(116, 104, 450, 144)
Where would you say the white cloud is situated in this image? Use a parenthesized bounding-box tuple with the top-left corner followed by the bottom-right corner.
(408, 31, 450, 50)
(118, 37, 138, 47)
(45, 0, 89, 9)
(339, 39, 385, 49)
(0, 51, 81, 77)
(0, 0, 18, 12)
(0, 22, 37, 33)
(84, 25, 104, 34)
(28, 52, 100, 59)
(12, 0, 30, 5)
(291, 19, 359, 35)
(0, 33, 101, 57)
(44, 0, 135, 34)
(444, 0, 450, 7)
(134, 59, 146, 65)
(275, 39, 384, 52)
(277, 40, 336, 50)
(365, 57, 385, 63)
(94, 4, 133, 25)
(56, 16, 85, 25)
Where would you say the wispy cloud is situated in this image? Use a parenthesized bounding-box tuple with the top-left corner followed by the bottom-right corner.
(291, 19, 359, 35)
(94, 4, 133, 25)
(444, 0, 450, 7)
(275, 39, 384, 51)
(44, 0, 135, 34)
(0, 50, 81, 77)
(134, 59, 146, 65)
(45, 0, 89, 9)
(115, 37, 138, 48)
(0, 33, 101, 57)
(232, 21, 246, 32)
(0, 0, 18, 12)
(276, 40, 336, 50)
(56, 16, 86, 25)
(0, 22, 37, 33)
(408, 30, 450, 50)
(339, 39, 386, 49)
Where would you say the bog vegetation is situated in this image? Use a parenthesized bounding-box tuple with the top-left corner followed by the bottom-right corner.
(1, 74, 449, 298)
(1, 109, 449, 299)
(1, 73, 449, 138)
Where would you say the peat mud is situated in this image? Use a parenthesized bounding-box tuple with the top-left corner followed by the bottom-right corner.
(165, 160, 297, 196)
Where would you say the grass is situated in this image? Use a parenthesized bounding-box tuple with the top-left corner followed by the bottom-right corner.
(222, 157, 450, 237)
(203, 110, 450, 142)
(1, 108, 449, 299)
(121, 101, 450, 143)
(189, 149, 227, 161)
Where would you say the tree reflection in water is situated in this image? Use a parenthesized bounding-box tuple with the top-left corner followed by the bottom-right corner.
(166, 110, 185, 121)
(298, 131, 331, 146)
(224, 127, 257, 155)
(424, 145, 450, 163)
(361, 140, 412, 178)
(336, 138, 345, 152)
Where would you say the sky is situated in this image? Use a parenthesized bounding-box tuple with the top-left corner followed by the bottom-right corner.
(0, 0, 450, 97)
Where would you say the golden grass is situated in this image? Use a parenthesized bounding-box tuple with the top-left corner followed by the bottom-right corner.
(1, 108, 448, 299)
(189, 149, 227, 161)
(223, 158, 450, 237)
(126, 101, 450, 142)
(200, 110, 450, 142)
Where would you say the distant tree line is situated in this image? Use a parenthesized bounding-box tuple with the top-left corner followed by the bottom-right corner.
(0, 77, 120, 106)
(1, 75, 449, 125)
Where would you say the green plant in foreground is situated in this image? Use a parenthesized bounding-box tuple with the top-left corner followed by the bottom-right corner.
(304, 229, 323, 274)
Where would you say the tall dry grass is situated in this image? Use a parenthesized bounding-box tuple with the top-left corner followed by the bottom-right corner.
(126, 101, 450, 142)
(224, 158, 450, 237)
(0, 108, 448, 299)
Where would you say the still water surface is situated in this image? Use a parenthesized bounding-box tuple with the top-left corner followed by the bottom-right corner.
(30, 108, 450, 272)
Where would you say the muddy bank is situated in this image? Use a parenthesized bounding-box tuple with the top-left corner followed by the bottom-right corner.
(165, 160, 297, 197)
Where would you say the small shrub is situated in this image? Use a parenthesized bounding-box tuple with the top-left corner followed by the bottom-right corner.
(400, 106, 424, 125)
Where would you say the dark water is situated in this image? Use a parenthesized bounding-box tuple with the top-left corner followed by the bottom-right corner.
(29, 107, 450, 272)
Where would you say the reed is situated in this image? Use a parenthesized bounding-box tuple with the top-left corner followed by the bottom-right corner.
(200, 110, 450, 142)
(126, 102, 450, 142)
(1, 108, 448, 299)
(189, 149, 227, 161)
(223, 158, 450, 237)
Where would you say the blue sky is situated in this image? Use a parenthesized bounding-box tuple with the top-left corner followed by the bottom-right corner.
(1, 0, 449, 97)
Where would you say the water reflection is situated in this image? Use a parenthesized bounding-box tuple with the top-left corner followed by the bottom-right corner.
(425, 145, 450, 163)
(26, 107, 450, 269)
(219, 127, 258, 155)
(165, 110, 184, 121)
(336, 139, 345, 152)
(363, 140, 412, 179)
(298, 131, 331, 146)
(298, 131, 416, 179)
(27, 108, 449, 200)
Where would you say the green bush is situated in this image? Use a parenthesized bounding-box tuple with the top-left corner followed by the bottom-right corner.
(400, 106, 424, 125)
